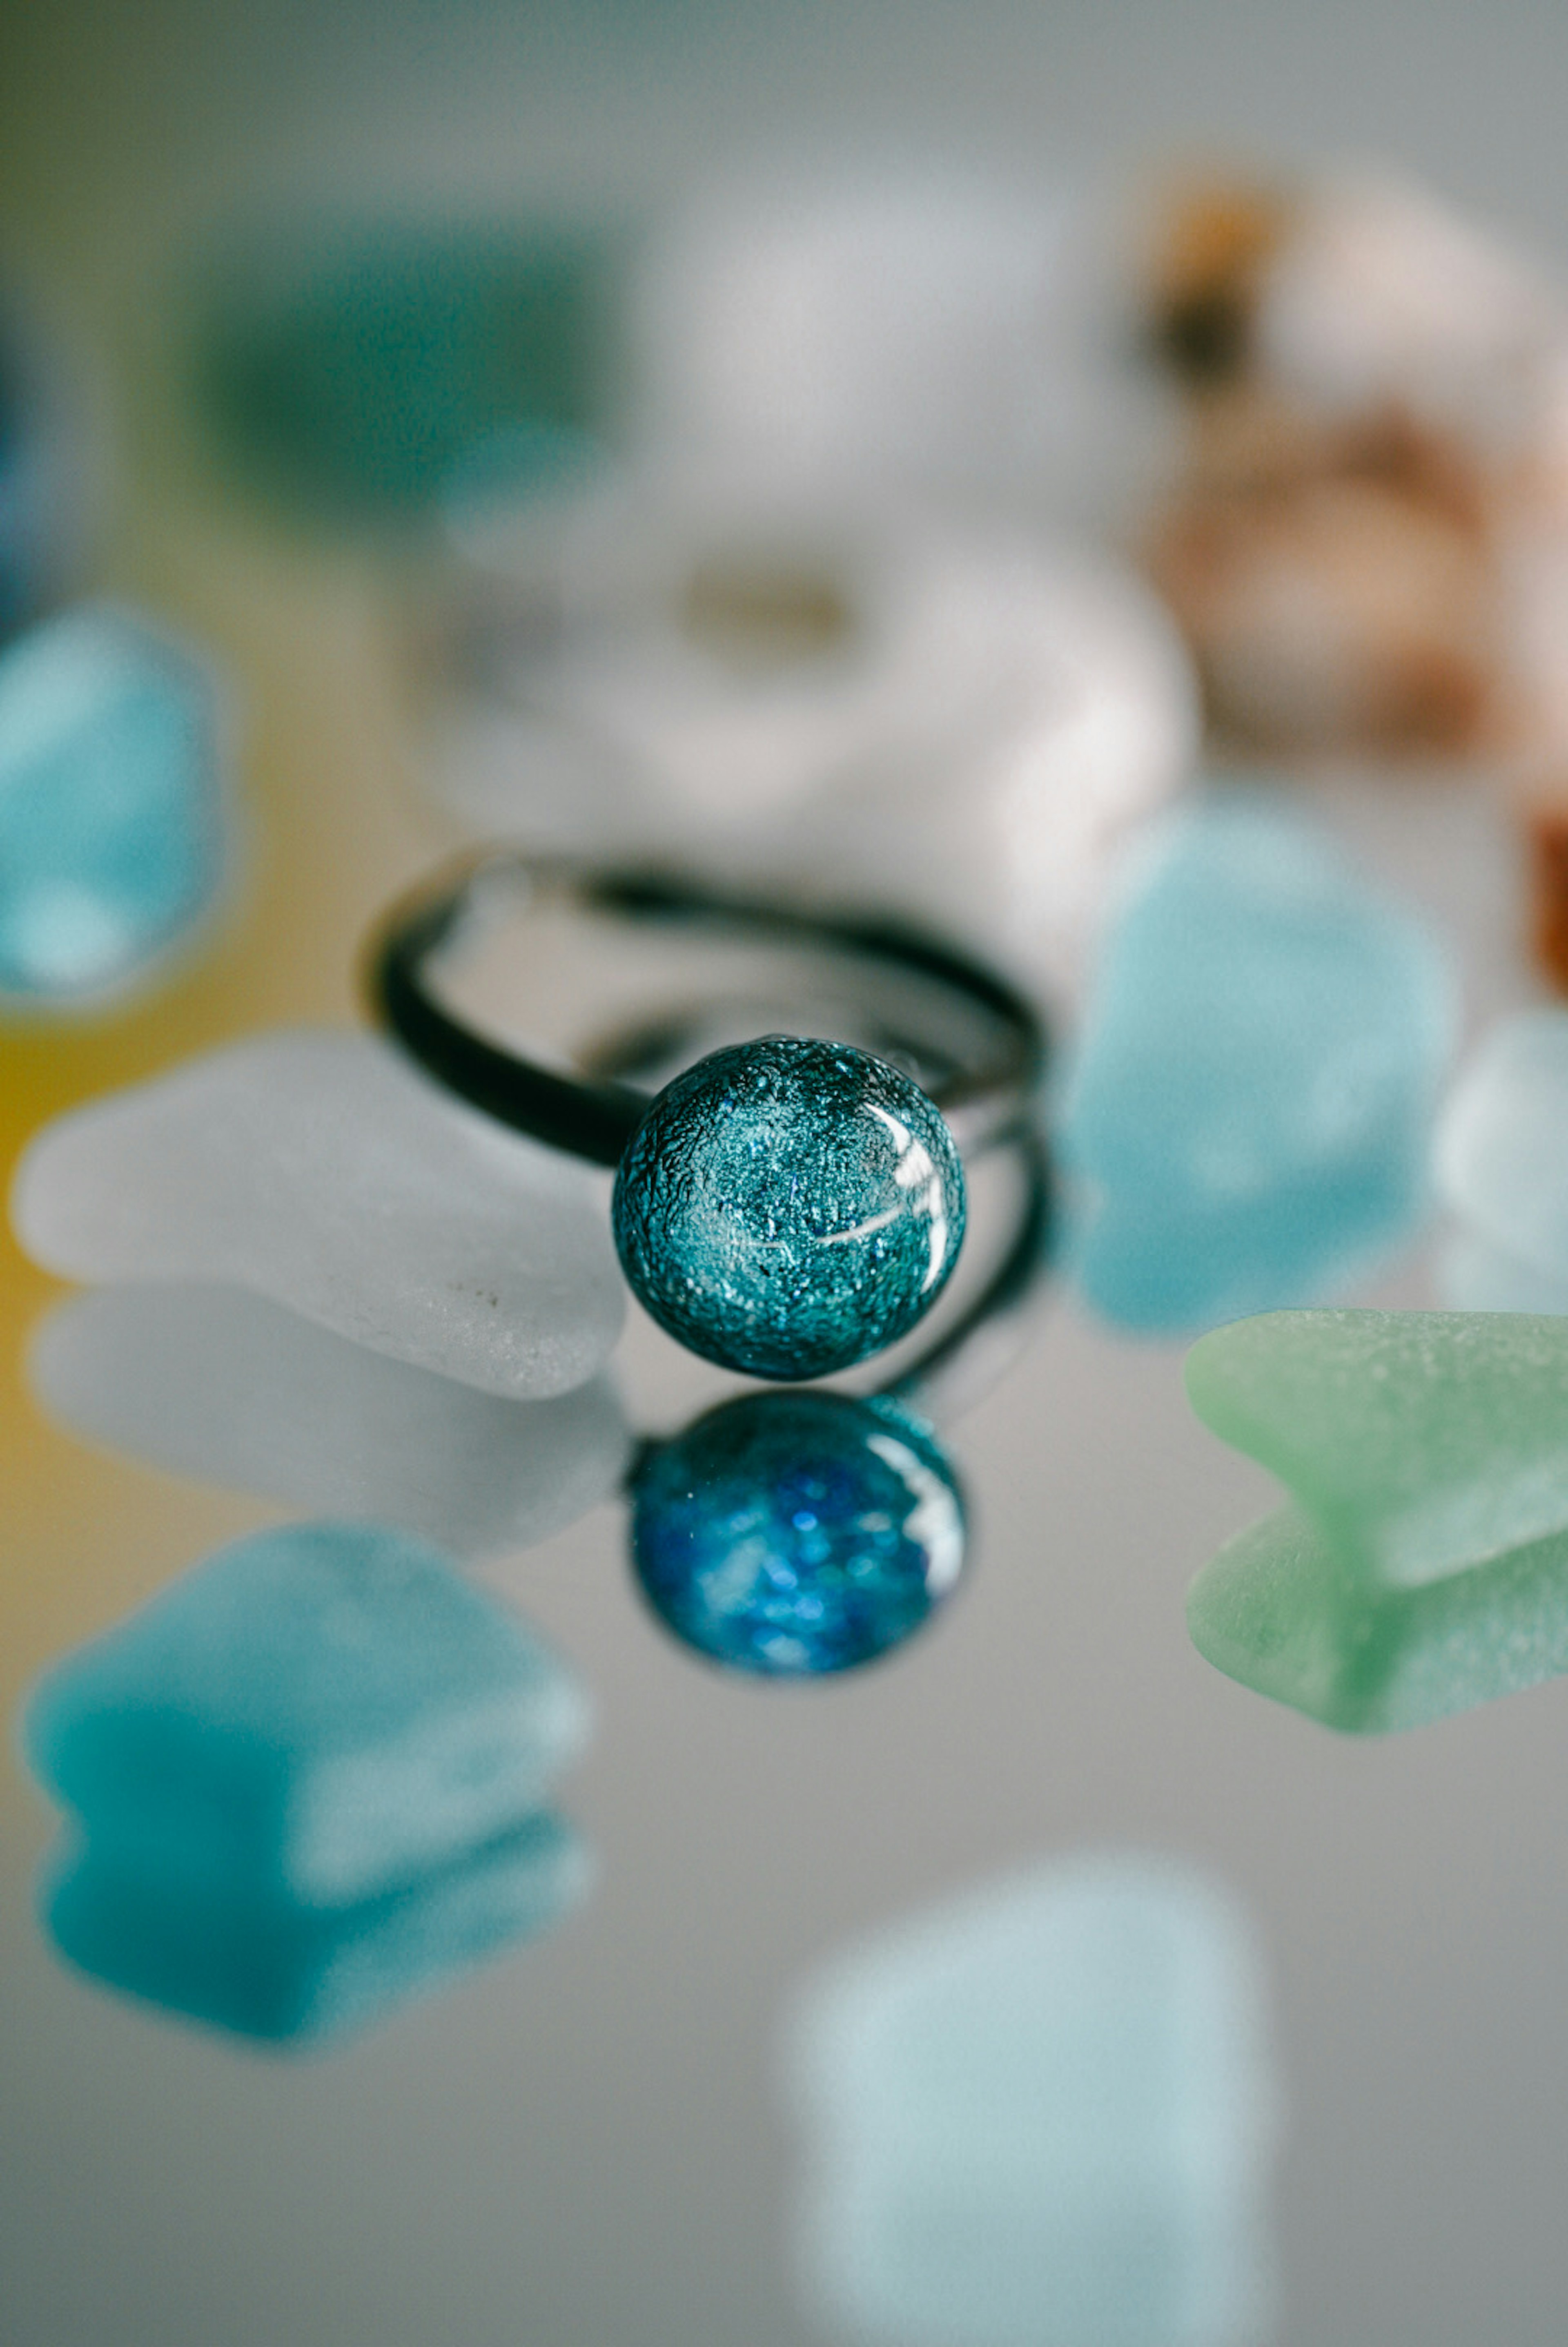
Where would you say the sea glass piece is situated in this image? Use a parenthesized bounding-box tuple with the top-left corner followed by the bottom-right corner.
(22, 1520, 592, 1906)
(1187, 1499, 1568, 1734)
(198, 223, 621, 520)
(1058, 799, 1455, 1330)
(1435, 1010, 1568, 1289)
(40, 1809, 590, 2050)
(614, 1037, 964, 1379)
(12, 1030, 623, 1399)
(787, 1856, 1278, 2346)
(0, 605, 224, 1001)
(630, 1390, 965, 1675)
(1185, 1308, 1568, 1729)
(1437, 1229, 1568, 1315)
(30, 1282, 631, 1560)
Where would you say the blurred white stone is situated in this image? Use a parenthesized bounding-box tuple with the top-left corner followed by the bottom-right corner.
(632, 171, 1171, 524)
(430, 497, 1197, 997)
(786, 1855, 1279, 2347)
(11, 1031, 622, 1399)
(1434, 1010, 1568, 1289)
(31, 1281, 631, 1556)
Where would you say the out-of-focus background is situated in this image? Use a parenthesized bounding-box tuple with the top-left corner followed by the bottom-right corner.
(7, 5, 1568, 2345)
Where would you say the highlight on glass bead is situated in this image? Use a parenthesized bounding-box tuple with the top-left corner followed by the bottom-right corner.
(612, 1035, 966, 1380)
(628, 1389, 966, 1676)
(1184, 1308, 1568, 1731)
(0, 603, 226, 1003)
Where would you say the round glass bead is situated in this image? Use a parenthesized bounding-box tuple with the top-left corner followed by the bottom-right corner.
(611, 1036, 966, 1379)
(629, 1389, 966, 1675)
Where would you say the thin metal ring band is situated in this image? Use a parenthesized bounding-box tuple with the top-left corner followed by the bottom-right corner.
(368, 850, 1049, 1169)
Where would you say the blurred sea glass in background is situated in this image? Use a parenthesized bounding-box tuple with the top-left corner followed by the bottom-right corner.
(195, 221, 626, 524)
(30, 1283, 632, 1559)
(0, 312, 62, 644)
(1186, 1309, 1568, 1730)
(629, 1390, 966, 1677)
(1434, 1009, 1568, 1310)
(420, 495, 1197, 995)
(786, 1856, 1278, 2347)
(11, 1031, 624, 1399)
(23, 1521, 594, 2045)
(0, 605, 225, 1004)
(1059, 797, 1456, 1330)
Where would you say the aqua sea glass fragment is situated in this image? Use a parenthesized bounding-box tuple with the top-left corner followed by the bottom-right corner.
(1185, 1309, 1568, 1730)
(198, 224, 622, 521)
(31, 1282, 630, 1562)
(630, 1389, 964, 1675)
(11, 1031, 623, 1399)
(1435, 1010, 1568, 1291)
(788, 1856, 1278, 2347)
(42, 1809, 590, 2050)
(613, 1037, 965, 1379)
(1059, 799, 1455, 1330)
(23, 1521, 592, 1906)
(0, 606, 223, 1001)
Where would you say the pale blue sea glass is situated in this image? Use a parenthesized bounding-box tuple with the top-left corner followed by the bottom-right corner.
(22, 1521, 591, 1906)
(1059, 799, 1455, 1331)
(0, 605, 223, 1001)
(629, 1389, 965, 1676)
(614, 1037, 965, 1379)
(788, 1857, 1279, 2347)
(41, 1810, 590, 2050)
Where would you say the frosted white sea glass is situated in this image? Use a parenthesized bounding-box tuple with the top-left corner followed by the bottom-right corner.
(31, 1282, 631, 1557)
(787, 1856, 1278, 2347)
(1435, 1010, 1568, 1292)
(11, 1030, 622, 1398)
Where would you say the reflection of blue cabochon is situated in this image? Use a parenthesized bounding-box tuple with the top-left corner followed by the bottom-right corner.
(788, 1856, 1279, 2347)
(0, 606, 225, 1002)
(41, 1809, 591, 2051)
(22, 1520, 592, 1906)
(1059, 799, 1455, 1332)
(630, 1389, 964, 1676)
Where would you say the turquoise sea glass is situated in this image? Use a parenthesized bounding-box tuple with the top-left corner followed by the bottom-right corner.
(23, 1520, 591, 1904)
(42, 1810, 590, 2050)
(198, 223, 620, 521)
(1185, 1309, 1568, 1730)
(0, 606, 223, 1001)
(629, 1390, 965, 1675)
(613, 1037, 965, 1380)
(1059, 799, 1455, 1331)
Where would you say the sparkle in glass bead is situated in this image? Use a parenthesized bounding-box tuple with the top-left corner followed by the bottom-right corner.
(629, 1389, 966, 1676)
(612, 1036, 965, 1379)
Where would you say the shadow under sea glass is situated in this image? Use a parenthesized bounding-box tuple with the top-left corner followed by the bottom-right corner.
(629, 1389, 965, 1676)
(41, 1810, 589, 2050)
(1185, 1308, 1568, 1730)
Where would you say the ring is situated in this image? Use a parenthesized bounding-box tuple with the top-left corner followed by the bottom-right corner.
(368, 852, 1046, 1382)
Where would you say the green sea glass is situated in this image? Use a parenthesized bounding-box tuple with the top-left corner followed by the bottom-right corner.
(1185, 1310, 1568, 1731)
